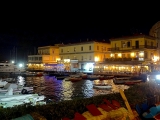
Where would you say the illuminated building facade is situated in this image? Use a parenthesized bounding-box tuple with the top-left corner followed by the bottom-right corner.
(27, 45, 60, 71)
(94, 35, 158, 74)
(58, 41, 111, 73)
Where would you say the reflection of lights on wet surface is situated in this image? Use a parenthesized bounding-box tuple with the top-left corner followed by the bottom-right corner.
(23, 76, 130, 101)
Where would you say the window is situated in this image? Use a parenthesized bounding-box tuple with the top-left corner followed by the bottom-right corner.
(145, 40, 147, 46)
(127, 41, 130, 47)
(67, 49, 69, 52)
(74, 47, 76, 52)
(89, 56, 91, 60)
(151, 53, 153, 59)
(39, 57, 42, 60)
(61, 49, 63, 53)
(122, 41, 126, 48)
(104, 47, 106, 51)
(81, 46, 83, 51)
(89, 46, 91, 50)
(151, 42, 153, 47)
(101, 46, 103, 51)
(97, 46, 99, 50)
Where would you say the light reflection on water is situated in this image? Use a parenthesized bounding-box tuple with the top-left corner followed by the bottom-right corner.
(20, 76, 129, 102)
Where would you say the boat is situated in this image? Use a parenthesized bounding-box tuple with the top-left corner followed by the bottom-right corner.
(124, 80, 142, 85)
(93, 80, 112, 89)
(79, 73, 88, 79)
(87, 75, 99, 80)
(0, 83, 33, 94)
(0, 62, 25, 73)
(113, 77, 142, 85)
(113, 77, 131, 84)
(56, 76, 66, 80)
(0, 80, 8, 88)
(93, 84, 112, 90)
(0, 88, 46, 108)
(69, 77, 82, 82)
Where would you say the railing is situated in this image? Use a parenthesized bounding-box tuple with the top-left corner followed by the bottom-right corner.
(108, 45, 157, 51)
(104, 58, 139, 61)
(132, 45, 157, 49)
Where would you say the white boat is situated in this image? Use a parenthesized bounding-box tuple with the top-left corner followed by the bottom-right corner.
(0, 80, 8, 87)
(0, 88, 46, 108)
(93, 84, 112, 89)
(0, 83, 33, 94)
(0, 62, 25, 73)
(93, 85, 112, 89)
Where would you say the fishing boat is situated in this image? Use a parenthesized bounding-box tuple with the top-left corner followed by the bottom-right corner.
(0, 62, 25, 73)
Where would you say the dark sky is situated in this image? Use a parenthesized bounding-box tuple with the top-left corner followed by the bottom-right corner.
(0, 2, 159, 62)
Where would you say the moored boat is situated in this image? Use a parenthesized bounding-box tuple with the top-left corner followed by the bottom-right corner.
(0, 62, 25, 73)
(0, 83, 33, 94)
(69, 77, 82, 82)
(93, 84, 112, 90)
(113, 77, 142, 85)
(88, 75, 99, 80)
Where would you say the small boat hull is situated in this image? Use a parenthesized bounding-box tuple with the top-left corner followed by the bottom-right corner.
(93, 85, 112, 90)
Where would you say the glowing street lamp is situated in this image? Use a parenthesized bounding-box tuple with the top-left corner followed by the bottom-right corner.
(19, 63, 23, 68)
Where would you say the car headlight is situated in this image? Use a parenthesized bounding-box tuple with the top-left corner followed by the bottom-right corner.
(156, 75, 160, 80)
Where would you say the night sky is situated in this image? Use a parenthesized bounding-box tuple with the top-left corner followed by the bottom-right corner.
(0, 2, 159, 62)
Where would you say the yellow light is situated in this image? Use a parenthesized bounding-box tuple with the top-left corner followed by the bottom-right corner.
(56, 58, 61, 61)
(94, 57, 99, 62)
(110, 54, 114, 57)
(131, 52, 135, 57)
(64, 59, 70, 63)
(118, 53, 121, 57)
(153, 56, 159, 62)
(139, 52, 144, 57)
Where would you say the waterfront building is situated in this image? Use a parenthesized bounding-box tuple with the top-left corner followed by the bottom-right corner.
(58, 41, 111, 73)
(27, 45, 60, 71)
(94, 34, 159, 74)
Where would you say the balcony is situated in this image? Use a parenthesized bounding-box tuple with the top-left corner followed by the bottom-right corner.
(108, 45, 157, 51)
(104, 58, 138, 61)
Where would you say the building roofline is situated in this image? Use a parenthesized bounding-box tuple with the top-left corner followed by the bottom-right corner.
(59, 40, 110, 47)
(110, 34, 157, 41)
(38, 45, 59, 49)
